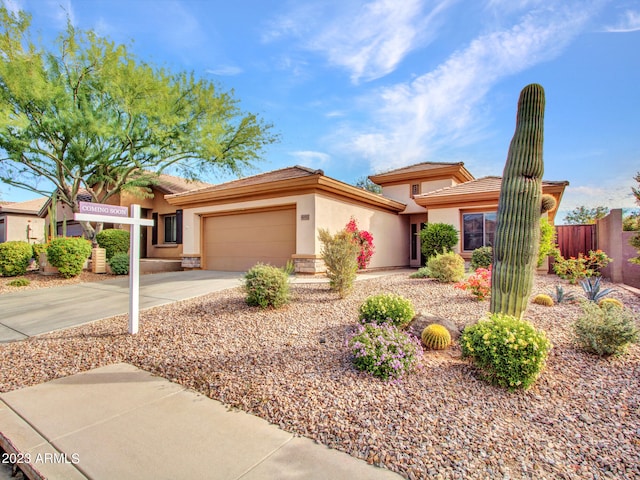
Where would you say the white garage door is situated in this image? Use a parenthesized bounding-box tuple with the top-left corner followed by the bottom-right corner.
(203, 207, 296, 271)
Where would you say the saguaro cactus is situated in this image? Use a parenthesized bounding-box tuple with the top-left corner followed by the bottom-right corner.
(490, 84, 546, 319)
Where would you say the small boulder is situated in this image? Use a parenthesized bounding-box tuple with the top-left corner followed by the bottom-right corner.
(407, 313, 462, 340)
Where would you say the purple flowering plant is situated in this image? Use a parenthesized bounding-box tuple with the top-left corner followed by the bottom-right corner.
(348, 323, 423, 380)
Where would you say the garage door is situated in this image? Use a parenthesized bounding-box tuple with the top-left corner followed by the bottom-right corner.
(203, 207, 296, 271)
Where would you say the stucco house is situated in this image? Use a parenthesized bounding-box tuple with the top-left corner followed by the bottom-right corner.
(166, 162, 568, 273)
(0, 197, 47, 244)
(39, 173, 210, 260)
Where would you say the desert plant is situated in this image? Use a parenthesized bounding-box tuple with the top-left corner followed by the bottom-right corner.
(421, 324, 452, 350)
(31, 243, 48, 264)
(108, 252, 130, 275)
(532, 294, 554, 306)
(96, 229, 130, 260)
(581, 277, 614, 303)
(46, 237, 92, 278)
(630, 233, 640, 265)
(419, 223, 458, 260)
(244, 263, 290, 309)
(348, 323, 423, 380)
(537, 217, 560, 267)
(0, 241, 33, 277)
(8, 277, 30, 287)
(491, 84, 552, 319)
(470, 246, 492, 270)
(318, 228, 359, 298)
(426, 251, 465, 283)
(344, 218, 375, 269)
(461, 313, 552, 390)
(573, 301, 639, 356)
(553, 250, 612, 283)
(409, 267, 430, 278)
(358, 293, 415, 328)
(598, 298, 623, 309)
(455, 266, 491, 301)
(549, 284, 576, 304)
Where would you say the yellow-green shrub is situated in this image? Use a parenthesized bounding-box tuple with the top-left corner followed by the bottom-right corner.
(46, 237, 92, 278)
(358, 293, 415, 328)
(244, 263, 290, 309)
(426, 251, 465, 283)
(0, 241, 33, 277)
(461, 313, 552, 390)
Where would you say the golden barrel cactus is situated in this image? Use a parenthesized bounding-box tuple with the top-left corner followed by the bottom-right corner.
(421, 324, 452, 350)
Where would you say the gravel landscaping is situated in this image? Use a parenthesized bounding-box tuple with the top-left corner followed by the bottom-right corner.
(1, 272, 639, 479)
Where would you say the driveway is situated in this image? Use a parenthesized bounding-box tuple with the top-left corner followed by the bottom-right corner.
(0, 270, 244, 343)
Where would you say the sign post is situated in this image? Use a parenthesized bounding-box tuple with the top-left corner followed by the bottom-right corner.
(75, 202, 154, 334)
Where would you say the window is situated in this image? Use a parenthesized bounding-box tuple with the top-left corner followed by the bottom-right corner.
(462, 212, 496, 251)
(164, 214, 177, 243)
(0, 219, 5, 243)
(411, 184, 420, 197)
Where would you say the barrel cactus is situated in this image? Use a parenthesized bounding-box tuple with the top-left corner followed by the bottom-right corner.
(532, 294, 554, 307)
(598, 298, 623, 309)
(421, 324, 452, 350)
(491, 84, 546, 319)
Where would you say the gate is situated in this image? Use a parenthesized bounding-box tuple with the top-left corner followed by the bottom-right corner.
(555, 224, 597, 258)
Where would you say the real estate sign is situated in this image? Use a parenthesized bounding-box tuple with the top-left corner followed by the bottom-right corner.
(74, 203, 154, 334)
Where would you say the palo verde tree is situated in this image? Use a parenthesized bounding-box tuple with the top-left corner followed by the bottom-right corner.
(563, 205, 609, 225)
(0, 8, 278, 240)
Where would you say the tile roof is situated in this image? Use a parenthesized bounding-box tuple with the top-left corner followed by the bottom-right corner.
(173, 165, 323, 196)
(417, 176, 569, 199)
(0, 196, 48, 214)
(371, 161, 465, 177)
(148, 173, 213, 194)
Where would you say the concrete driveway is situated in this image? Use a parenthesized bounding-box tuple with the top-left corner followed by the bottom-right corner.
(0, 270, 244, 343)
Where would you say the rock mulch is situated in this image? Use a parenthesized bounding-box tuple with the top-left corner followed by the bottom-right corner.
(0, 270, 111, 294)
(1, 273, 639, 479)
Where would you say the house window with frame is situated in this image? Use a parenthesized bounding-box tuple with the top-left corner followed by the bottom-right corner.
(411, 183, 420, 197)
(164, 214, 177, 243)
(462, 212, 496, 251)
(0, 219, 5, 243)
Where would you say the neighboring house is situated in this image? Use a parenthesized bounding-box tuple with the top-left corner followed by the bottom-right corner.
(166, 162, 567, 273)
(0, 197, 47, 244)
(38, 174, 211, 260)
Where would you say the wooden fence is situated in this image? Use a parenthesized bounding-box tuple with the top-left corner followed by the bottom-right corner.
(555, 224, 597, 259)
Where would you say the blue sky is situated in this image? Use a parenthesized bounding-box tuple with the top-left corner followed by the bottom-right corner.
(2, 0, 639, 222)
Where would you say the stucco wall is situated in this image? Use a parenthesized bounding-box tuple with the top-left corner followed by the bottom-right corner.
(314, 194, 409, 268)
(1, 214, 45, 244)
(180, 192, 408, 270)
(382, 185, 425, 214)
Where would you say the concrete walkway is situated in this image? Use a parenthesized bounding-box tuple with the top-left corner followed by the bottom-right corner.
(0, 269, 413, 343)
(0, 363, 402, 480)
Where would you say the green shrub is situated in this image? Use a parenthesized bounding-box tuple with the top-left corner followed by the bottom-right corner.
(96, 229, 130, 260)
(461, 313, 552, 390)
(109, 252, 130, 275)
(244, 263, 290, 309)
(8, 277, 30, 287)
(426, 251, 465, 283)
(537, 218, 560, 267)
(409, 267, 430, 278)
(31, 243, 48, 263)
(420, 223, 459, 260)
(348, 323, 423, 380)
(0, 241, 33, 277)
(573, 301, 639, 357)
(470, 246, 492, 270)
(318, 228, 359, 298)
(46, 237, 92, 278)
(358, 293, 415, 328)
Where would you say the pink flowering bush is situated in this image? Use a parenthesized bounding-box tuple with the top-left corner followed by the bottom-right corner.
(348, 323, 423, 381)
(455, 266, 492, 301)
(345, 217, 375, 269)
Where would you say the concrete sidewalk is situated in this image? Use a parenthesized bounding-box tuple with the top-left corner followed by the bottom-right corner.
(0, 363, 402, 480)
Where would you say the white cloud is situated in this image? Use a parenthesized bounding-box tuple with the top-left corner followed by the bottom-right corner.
(264, 0, 455, 83)
(338, 4, 599, 172)
(604, 9, 640, 32)
(560, 183, 637, 212)
(206, 65, 243, 76)
(289, 150, 331, 166)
